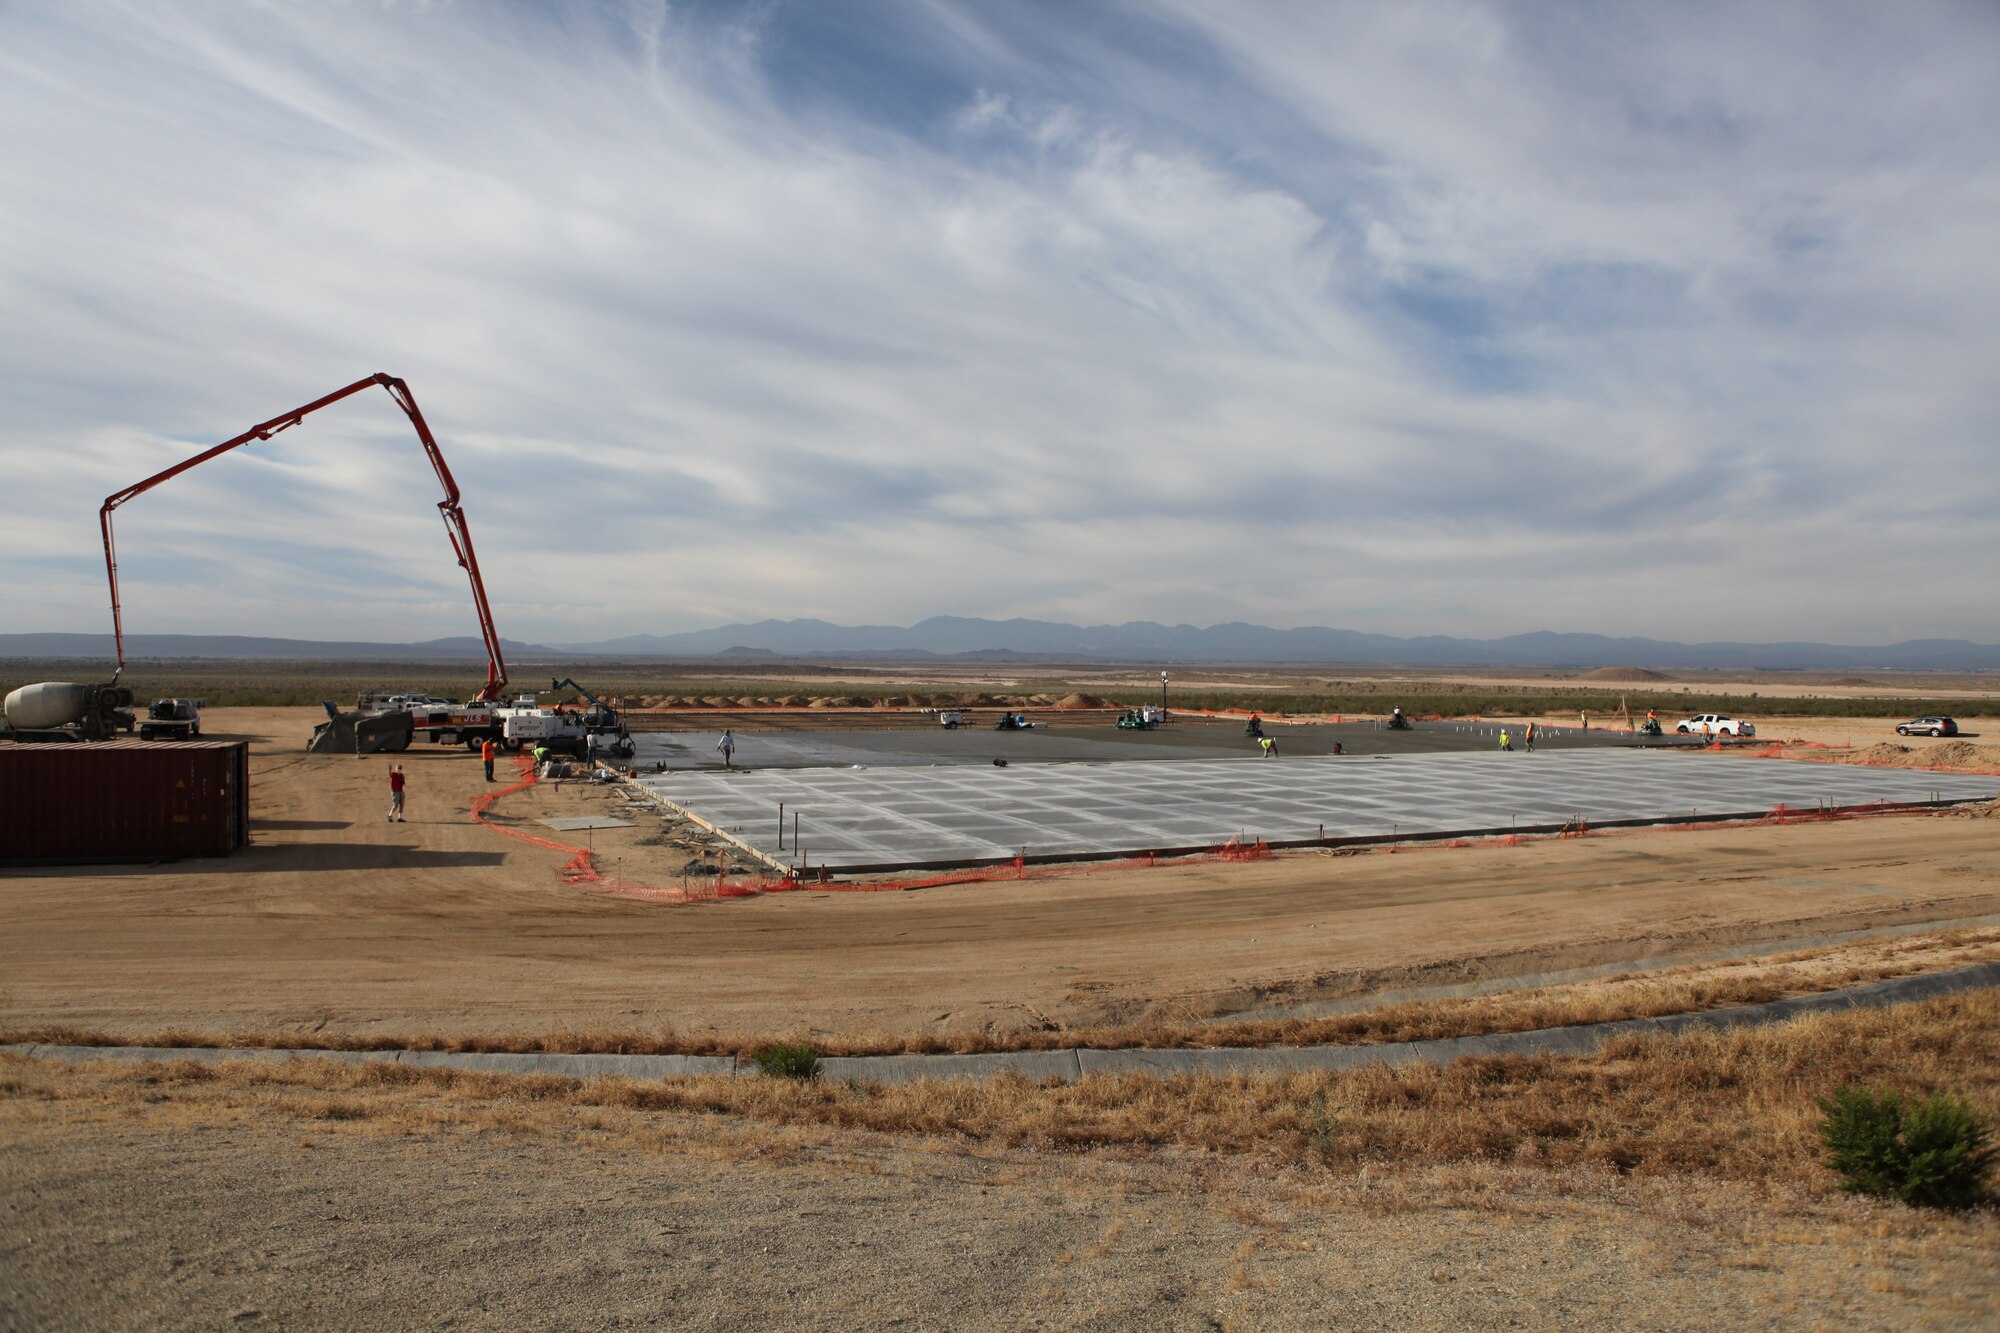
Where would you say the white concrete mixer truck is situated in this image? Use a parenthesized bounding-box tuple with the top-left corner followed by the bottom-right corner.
(1, 680, 136, 742)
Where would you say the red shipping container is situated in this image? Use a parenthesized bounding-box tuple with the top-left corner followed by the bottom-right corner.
(0, 740, 249, 864)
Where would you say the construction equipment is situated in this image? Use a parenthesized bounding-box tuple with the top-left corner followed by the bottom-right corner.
(504, 706, 589, 758)
(139, 697, 205, 741)
(1, 680, 136, 742)
(96, 374, 509, 746)
(546, 676, 635, 757)
(358, 691, 505, 750)
(308, 700, 416, 755)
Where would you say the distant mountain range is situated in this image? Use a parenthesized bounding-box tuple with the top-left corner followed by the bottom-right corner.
(0, 633, 564, 661)
(565, 618, 2000, 669)
(7, 620, 1998, 670)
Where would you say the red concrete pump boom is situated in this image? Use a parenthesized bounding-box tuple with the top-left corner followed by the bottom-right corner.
(99, 373, 509, 701)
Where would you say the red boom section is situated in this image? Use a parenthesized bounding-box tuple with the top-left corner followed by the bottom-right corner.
(100, 374, 509, 701)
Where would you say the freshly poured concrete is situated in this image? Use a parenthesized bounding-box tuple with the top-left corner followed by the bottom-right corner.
(629, 719, 1645, 771)
(633, 750, 1998, 873)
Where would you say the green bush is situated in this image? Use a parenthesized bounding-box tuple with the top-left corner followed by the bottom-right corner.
(753, 1042, 822, 1080)
(1817, 1085, 1993, 1208)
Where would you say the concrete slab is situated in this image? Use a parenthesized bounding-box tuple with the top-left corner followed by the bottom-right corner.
(629, 718, 1652, 773)
(633, 750, 1998, 873)
(818, 1049, 1084, 1083)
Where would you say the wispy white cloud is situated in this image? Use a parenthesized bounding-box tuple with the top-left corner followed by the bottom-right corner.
(0, 0, 1994, 647)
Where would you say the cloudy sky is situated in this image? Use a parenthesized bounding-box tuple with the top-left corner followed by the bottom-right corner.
(3, 0, 1995, 647)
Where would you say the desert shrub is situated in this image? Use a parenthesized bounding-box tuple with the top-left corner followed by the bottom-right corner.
(1303, 1092, 1339, 1165)
(1817, 1085, 1993, 1207)
(754, 1043, 822, 1081)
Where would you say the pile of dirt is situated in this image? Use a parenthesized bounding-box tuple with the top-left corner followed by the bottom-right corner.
(1579, 666, 1668, 681)
(1928, 740, 1999, 769)
(1844, 740, 2000, 772)
(1055, 692, 1108, 709)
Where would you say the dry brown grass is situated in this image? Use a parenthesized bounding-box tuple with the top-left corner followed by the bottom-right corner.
(7, 992, 1997, 1200)
(9, 926, 1994, 1059)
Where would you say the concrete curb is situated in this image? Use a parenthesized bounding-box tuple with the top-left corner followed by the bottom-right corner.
(8, 962, 1996, 1086)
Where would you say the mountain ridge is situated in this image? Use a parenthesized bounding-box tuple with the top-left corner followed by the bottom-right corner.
(6, 623, 1997, 670)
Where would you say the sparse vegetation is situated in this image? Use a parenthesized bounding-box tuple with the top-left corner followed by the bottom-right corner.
(754, 1042, 822, 1080)
(7, 992, 1997, 1193)
(1818, 1086, 1993, 1208)
(1303, 1091, 1339, 1165)
(12, 927, 1993, 1060)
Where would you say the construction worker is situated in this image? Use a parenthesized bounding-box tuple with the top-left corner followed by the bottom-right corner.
(1579, 709, 1589, 732)
(387, 763, 406, 822)
(717, 729, 736, 768)
(1258, 734, 1277, 758)
(1499, 729, 1512, 751)
(531, 744, 550, 768)
(481, 735, 497, 782)
(1524, 721, 1536, 752)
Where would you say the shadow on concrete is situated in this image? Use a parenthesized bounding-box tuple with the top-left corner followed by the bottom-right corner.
(151, 844, 510, 873)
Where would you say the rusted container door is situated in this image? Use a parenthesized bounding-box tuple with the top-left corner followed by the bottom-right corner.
(0, 740, 251, 863)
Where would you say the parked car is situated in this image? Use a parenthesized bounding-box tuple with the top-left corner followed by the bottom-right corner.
(1895, 716, 1959, 737)
(1676, 713, 1755, 737)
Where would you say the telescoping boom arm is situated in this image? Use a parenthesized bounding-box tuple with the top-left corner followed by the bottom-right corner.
(549, 676, 610, 711)
(99, 373, 509, 701)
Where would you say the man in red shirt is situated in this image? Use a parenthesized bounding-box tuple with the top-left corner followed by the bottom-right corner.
(388, 763, 407, 822)
(481, 737, 497, 782)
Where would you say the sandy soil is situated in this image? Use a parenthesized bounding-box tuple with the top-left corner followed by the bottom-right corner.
(5, 1062, 1996, 1332)
(3, 708, 1998, 1047)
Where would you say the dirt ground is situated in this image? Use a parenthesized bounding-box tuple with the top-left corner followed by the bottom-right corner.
(5, 1091, 1994, 1333)
(3, 707, 1997, 1047)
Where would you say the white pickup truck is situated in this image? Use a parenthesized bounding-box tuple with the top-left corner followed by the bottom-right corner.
(1677, 713, 1755, 737)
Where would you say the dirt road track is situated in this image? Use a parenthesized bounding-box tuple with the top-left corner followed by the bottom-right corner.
(3, 709, 1997, 1045)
